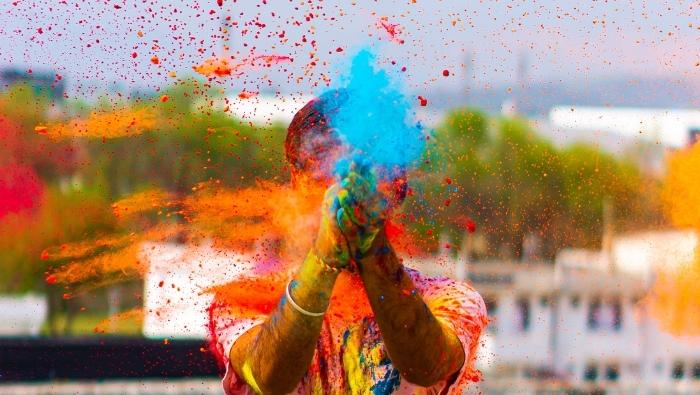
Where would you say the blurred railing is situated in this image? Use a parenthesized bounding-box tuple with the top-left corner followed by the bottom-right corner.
(0, 337, 219, 382)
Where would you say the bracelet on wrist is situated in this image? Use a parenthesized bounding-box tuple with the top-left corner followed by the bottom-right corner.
(285, 279, 326, 317)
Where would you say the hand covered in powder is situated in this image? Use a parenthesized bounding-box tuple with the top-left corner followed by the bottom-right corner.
(333, 158, 388, 260)
(314, 183, 353, 270)
(314, 158, 388, 271)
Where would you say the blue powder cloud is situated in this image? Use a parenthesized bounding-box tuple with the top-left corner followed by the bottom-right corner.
(323, 48, 425, 175)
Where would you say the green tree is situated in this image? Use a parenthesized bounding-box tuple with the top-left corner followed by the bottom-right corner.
(409, 108, 662, 260)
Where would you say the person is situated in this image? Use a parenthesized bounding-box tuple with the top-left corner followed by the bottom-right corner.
(209, 91, 488, 394)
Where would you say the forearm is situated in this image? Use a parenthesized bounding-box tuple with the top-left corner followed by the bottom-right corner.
(358, 233, 464, 386)
(229, 251, 338, 394)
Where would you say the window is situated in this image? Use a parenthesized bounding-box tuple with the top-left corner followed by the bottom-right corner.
(584, 363, 598, 382)
(484, 297, 498, 333)
(612, 299, 623, 331)
(692, 362, 700, 379)
(655, 360, 665, 376)
(598, 297, 622, 331)
(516, 297, 531, 332)
(605, 364, 620, 382)
(485, 297, 498, 316)
(690, 128, 700, 145)
(672, 361, 685, 380)
(587, 297, 602, 331)
(570, 294, 580, 308)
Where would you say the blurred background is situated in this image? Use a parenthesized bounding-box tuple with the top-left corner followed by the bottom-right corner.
(1, 0, 700, 394)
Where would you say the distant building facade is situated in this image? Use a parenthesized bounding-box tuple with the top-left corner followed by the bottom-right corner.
(410, 230, 700, 393)
(549, 106, 700, 149)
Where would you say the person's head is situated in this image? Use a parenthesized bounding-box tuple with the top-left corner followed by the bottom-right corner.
(285, 90, 408, 205)
(285, 90, 348, 183)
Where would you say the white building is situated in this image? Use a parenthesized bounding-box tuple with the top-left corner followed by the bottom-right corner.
(142, 241, 256, 339)
(217, 94, 315, 126)
(410, 230, 700, 393)
(549, 106, 700, 149)
(202, 93, 443, 128)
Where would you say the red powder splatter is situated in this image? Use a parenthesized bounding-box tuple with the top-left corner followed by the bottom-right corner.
(45, 274, 57, 285)
(258, 55, 292, 64)
(417, 96, 428, 106)
(150, 56, 160, 65)
(62, 293, 72, 300)
(444, 177, 452, 185)
(37, 27, 43, 34)
(40, 250, 49, 260)
(385, 218, 404, 240)
(217, 0, 224, 6)
(237, 90, 259, 99)
(131, 52, 138, 59)
(159, 95, 169, 103)
(465, 219, 477, 233)
(442, 69, 450, 77)
(207, 302, 228, 368)
(34, 125, 48, 134)
(377, 16, 405, 44)
(158, 280, 164, 287)
(444, 199, 451, 207)
(335, 47, 344, 52)
(193, 54, 292, 78)
(0, 164, 44, 219)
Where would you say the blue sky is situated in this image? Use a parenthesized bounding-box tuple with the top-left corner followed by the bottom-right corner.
(1, 0, 698, 97)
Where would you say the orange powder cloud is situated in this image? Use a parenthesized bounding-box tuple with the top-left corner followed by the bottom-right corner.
(39, 107, 158, 139)
(185, 176, 325, 262)
(93, 308, 144, 334)
(187, 176, 375, 324)
(47, 224, 185, 296)
(48, 173, 403, 326)
(193, 54, 292, 79)
(648, 141, 700, 336)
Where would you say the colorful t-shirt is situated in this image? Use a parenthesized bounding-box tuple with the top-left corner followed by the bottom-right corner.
(210, 268, 487, 394)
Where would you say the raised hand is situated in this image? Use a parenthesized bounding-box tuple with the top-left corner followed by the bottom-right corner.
(313, 157, 389, 271)
(314, 183, 353, 270)
(333, 158, 388, 261)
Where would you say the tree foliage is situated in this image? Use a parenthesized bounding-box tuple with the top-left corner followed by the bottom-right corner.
(409, 108, 663, 259)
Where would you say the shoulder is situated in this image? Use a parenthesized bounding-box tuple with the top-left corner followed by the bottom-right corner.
(405, 267, 478, 295)
(405, 267, 486, 319)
